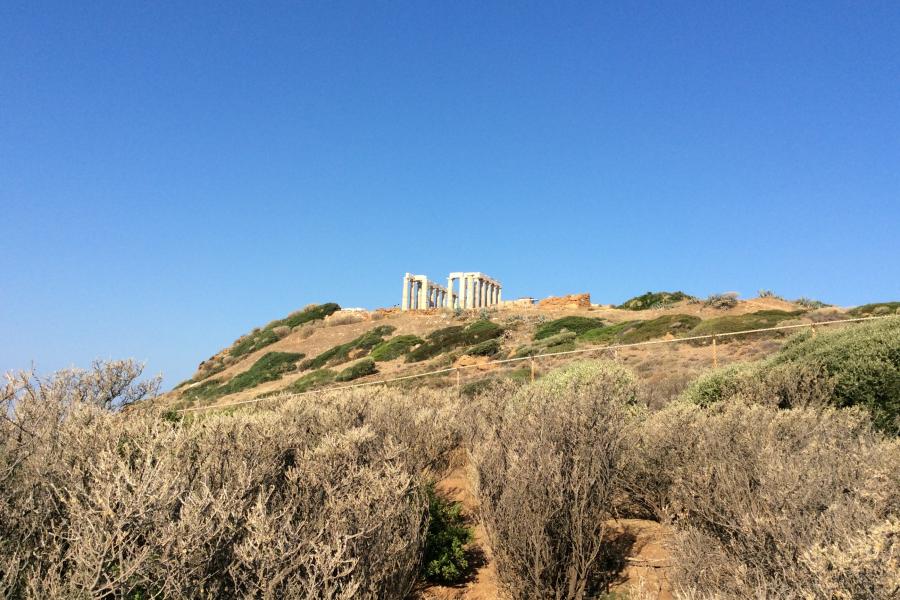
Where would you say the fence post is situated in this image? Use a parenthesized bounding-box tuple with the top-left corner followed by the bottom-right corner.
(530, 357, 536, 383)
(712, 336, 718, 369)
(456, 368, 461, 397)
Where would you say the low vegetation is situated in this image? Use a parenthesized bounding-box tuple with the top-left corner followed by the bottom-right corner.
(849, 301, 900, 316)
(582, 314, 701, 345)
(406, 320, 503, 363)
(5, 314, 900, 599)
(464, 338, 502, 357)
(301, 325, 396, 371)
(794, 296, 830, 309)
(370, 335, 423, 362)
(514, 330, 577, 357)
(1, 365, 465, 599)
(335, 357, 378, 382)
(617, 290, 694, 310)
(422, 485, 473, 584)
(688, 309, 805, 338)
(283, 368, 336, 393)
(182, 351, 304, 404)
(230, 303, 340, 357)
(533, 316, 604, 340)
(704, 292, 739, 309)
(681, 316, 900, 432)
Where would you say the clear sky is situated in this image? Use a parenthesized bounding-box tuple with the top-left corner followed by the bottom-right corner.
(2, 1, 898, 388)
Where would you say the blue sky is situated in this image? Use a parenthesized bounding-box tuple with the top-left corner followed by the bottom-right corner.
(2, 1, 898, 388)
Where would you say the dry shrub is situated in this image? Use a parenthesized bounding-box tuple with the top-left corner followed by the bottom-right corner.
(293, 320, 323, 339)
(471, 361, 637, 599)
(632, 401, 899, 598)
(273, 324, 291, 339)
(0, 364, 465, 599)
(325, 311, 366, 327)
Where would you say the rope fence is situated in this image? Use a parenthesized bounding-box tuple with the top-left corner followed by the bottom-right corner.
(177, 314, 892, 414)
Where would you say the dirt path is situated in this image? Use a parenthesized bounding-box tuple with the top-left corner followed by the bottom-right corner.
(418, 465, 499, 600)
(418, 463, 673, 600)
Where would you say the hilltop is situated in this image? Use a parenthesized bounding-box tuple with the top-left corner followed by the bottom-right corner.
(161, 292, 897, 412)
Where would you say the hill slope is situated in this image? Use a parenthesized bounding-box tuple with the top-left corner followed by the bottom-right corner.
(159, 293, 895, 412)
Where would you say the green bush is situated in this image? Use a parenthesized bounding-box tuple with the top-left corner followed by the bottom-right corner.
(515, 330, 578, 357)
(465, 339, 502, 357)
(180, 378, 223, 404)
(230, 303, 340, 357)
(680, 363, 755, 407)
(335, 358, 377, 382)
(422, 485, 473, 584)
(848, 302, 900, 317)
(407, 320, 504, 362)
(770, 317, 900, 432)
(581, 315, 701, 345)
(181, 352, 304, 403)
(370, 335, 424, 362)
(301, 325, 396, 370)
(681, 317, 900, 432)
(284, 368, 336, 393)
(617, 291, 694, 310)
(688, 310, 805, 338)
(795, 297, 830, 309)
(533, 316, 605, 340)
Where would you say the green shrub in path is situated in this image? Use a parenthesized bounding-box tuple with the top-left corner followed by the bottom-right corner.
(422, 485, 473, 584)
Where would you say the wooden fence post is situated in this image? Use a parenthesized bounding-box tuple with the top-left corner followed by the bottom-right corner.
(712, 336, 718, 369)
(456, 368, 461, 397)
(530, 357, 536, 383)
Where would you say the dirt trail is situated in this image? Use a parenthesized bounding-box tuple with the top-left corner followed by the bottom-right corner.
(419, 465, 499, 600)
(418, 463, 673, 600)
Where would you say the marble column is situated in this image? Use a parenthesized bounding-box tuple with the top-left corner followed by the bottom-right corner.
(466, 276, 474, 308)
(401, 275, 410, 310)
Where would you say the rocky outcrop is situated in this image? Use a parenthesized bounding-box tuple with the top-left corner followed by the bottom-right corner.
(538, 293, 592, 309)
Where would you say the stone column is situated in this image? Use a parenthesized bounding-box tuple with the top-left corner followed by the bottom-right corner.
(401, 275, 410, 310)
(466, 276, 474, 309)
(488, 283, 494, 306)
(498, 287, 502, 304)
(447, 277, 454, 308)
(477, 279, 484, 308)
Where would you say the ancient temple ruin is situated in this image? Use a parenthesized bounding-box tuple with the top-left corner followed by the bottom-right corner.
(401, 272, 502, 310)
